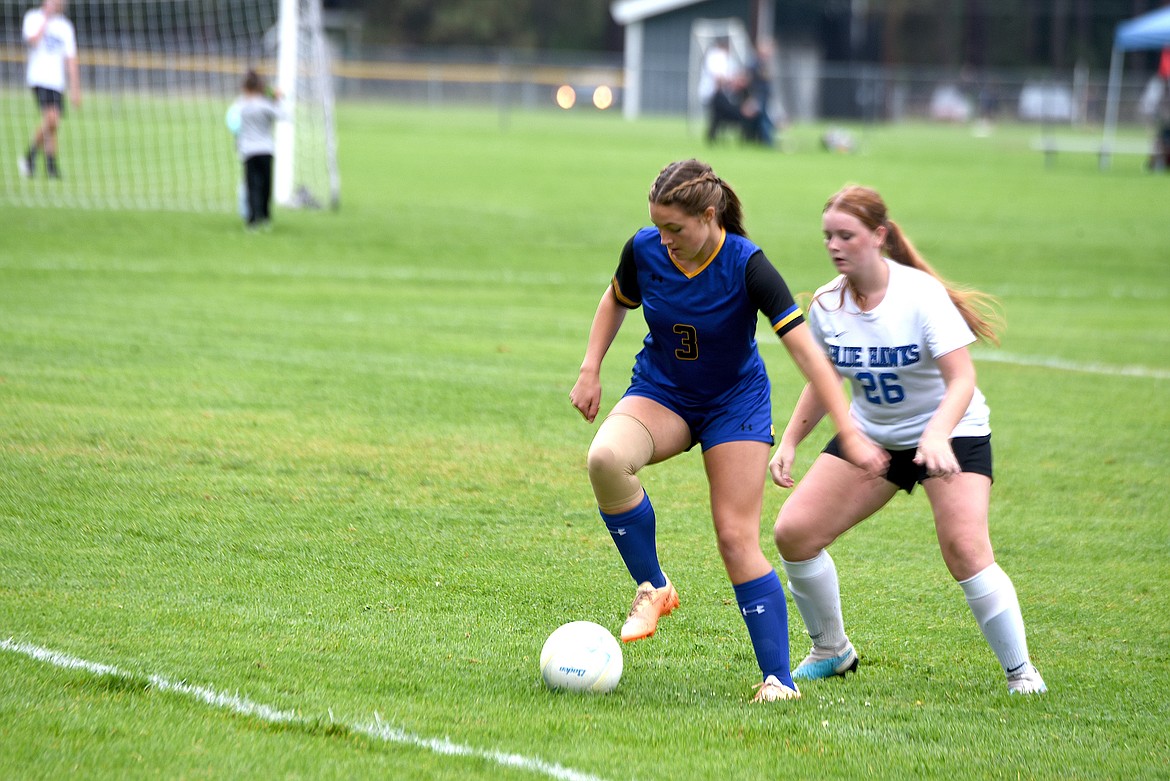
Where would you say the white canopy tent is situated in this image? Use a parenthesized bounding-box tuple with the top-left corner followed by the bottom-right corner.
(1102, 5, 1170, 167)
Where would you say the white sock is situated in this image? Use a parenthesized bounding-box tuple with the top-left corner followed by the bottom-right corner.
(782, 550, 849, 653)
(959, 562, 1031, 674)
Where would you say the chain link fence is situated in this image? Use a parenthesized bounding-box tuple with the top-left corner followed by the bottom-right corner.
(328, 45, 1164, 132)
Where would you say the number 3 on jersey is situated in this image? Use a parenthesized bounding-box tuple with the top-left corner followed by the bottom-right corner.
(857, 371, 904, 404)
(673, 323, 698, 361)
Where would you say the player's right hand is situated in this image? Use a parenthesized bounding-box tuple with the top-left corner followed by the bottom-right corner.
(769, 442, 797, 488)
(839, 430, 889, 481)
(569, 372, 601, 423)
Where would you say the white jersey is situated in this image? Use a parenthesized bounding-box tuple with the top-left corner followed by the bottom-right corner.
(807, 258, 990, 449)
(229, 95, 288, 160)
(698, 46, 731, 103)
(23, 8, 77, 92)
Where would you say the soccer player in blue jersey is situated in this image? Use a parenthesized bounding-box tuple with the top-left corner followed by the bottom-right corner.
(769, 184, 1046, 695)
(569, 160, 888, 702)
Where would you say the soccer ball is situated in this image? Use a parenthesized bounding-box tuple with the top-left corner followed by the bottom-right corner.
(539, 621, 623, 694)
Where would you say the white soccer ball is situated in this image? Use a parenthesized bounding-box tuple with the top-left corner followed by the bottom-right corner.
(539, 621, 623, 694)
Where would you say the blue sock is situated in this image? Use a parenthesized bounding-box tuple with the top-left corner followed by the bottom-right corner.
(734, 570, 794, 686)
(599, 492, 666, 589)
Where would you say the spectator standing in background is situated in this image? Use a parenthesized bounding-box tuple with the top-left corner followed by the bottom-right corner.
(1149, 48, 1170, 172)
(19, 0, 81, 179)
(229, 69, 289, 230)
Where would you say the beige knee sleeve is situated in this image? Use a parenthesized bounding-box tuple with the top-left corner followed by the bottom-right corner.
(587, 413, 656, 513)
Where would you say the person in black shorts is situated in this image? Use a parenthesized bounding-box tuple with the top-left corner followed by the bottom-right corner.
(569, 160, 887, 702)
(20, 0, 81, 179)
(770, 184, 1047, 695)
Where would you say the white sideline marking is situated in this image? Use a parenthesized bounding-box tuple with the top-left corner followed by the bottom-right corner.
(754, 324, 1168, 381)
(1, 637, 613, 781)
(974, 351, 1170, 380)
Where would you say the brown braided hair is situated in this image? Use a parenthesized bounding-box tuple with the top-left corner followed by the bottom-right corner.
(648, 159, 747, 237)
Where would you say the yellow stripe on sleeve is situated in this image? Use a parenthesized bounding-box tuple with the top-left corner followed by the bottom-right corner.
(771, 308, 803, 333)
(611, 277, 638, 308)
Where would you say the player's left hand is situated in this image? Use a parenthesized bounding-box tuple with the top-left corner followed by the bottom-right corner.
(913, 433, 960, 478)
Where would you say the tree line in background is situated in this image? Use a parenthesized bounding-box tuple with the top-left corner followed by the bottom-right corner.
(326, 0, 618, 52)
(862, 0, 1167, 72)
(324, 0, 1167, 73)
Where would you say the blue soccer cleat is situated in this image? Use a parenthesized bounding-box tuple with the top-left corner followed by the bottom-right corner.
(792, 642, 859, 680)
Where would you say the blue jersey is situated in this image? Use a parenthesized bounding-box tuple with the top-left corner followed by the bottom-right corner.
(611, 227, 804, 409)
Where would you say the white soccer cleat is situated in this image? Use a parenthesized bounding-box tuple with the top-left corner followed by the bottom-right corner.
(1006, 662, 1047, 694)
(17, 155, 31, 178)
(751, 674, 801, 702)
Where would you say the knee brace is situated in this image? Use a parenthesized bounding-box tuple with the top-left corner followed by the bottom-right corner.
(586, 413, 656, 513)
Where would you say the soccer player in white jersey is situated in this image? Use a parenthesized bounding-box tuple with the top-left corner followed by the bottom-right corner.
(19, 0, 80, 179)
(769, 184, 1047, 695)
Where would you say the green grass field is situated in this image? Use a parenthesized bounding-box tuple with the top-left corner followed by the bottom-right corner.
(2, 104, 1168, 780)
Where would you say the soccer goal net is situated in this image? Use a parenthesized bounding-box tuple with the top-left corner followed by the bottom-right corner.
(0, 0, 338, 212)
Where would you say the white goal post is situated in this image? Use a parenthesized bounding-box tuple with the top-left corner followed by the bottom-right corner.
(1, 0, 339, 213)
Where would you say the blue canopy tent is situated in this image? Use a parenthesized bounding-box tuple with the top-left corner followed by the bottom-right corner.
(1102, 5, 1170, 167)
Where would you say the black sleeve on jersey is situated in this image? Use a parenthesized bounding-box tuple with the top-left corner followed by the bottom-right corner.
(610, 235, 641, 309)
(745, 250, 805, 337)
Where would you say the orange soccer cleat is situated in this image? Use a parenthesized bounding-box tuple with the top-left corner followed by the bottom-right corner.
(619, 578, 679, 642)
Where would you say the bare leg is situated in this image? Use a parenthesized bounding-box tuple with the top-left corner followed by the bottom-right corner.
(925, 474, 1041, 688)
(774, 454, 896, 669)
